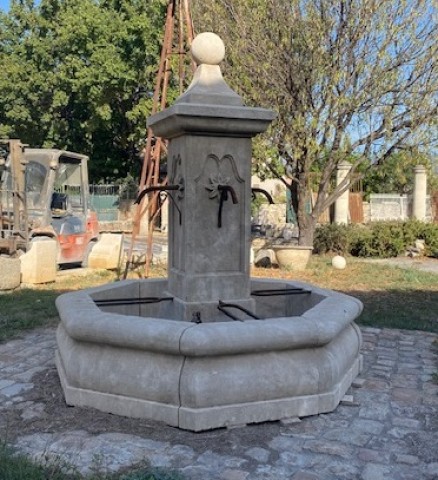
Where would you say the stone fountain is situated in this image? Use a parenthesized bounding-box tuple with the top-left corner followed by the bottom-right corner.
(55, 33, 363, 432)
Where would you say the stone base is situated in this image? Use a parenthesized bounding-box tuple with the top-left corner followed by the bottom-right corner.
(55, 278, 363, 432)
(56, 347, 361, 432)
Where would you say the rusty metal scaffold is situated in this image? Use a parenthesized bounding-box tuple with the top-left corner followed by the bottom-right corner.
(124, 0, 195, 279)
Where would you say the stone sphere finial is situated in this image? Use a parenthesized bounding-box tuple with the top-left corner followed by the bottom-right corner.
(191, 32, 225, 66)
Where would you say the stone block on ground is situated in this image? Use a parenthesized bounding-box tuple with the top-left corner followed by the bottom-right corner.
(254, 249, 278, 268)
(20, 238, 57, 284)
(88, 233, 124, 270)
(0, 256, 21, 290)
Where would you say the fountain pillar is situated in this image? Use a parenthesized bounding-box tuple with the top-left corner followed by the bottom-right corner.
(148, 33, 275, 321)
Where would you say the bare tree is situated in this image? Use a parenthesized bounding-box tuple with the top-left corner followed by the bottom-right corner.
(193, 0, 438, 244)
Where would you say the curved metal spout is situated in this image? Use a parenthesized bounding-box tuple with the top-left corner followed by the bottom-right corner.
(217, 185, 238, 228)
(218, 185, 238, 204)
(251, 187, 274, 204)
(135, 184, 183, 225)
(135, 184, 180, 205)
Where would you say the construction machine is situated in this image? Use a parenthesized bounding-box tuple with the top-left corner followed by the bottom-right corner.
(0, 139, 99, 266)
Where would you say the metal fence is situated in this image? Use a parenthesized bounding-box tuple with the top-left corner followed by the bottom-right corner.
(89, 184, 136, 223)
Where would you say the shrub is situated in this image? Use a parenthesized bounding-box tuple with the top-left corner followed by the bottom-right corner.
(348, 226, 375, 257)
(402, 220, 438, 257)
(313, 223, 351, 254)
(314, 220, 438, 258)
(366, 222, 405, 258)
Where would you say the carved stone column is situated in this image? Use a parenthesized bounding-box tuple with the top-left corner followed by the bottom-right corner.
(148, 33, 275, 321)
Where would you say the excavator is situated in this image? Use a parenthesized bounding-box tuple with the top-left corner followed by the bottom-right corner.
(0, 139, 99, 266)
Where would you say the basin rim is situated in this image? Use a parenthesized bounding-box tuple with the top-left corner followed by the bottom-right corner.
(56, 278, 363, 356)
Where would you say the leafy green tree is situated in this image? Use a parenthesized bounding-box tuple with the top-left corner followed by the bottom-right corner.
(362, 151, 438, 198)
(193, 0, 438, 245)
(0, 0, 167, 181)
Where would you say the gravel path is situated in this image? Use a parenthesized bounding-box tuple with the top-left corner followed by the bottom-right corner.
(360, 257, 438, 274)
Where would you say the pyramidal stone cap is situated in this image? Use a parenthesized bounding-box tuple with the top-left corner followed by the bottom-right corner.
(147, 32, 276, 138)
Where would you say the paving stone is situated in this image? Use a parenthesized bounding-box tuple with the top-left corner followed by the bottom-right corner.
(327, 462, 361, 479)
(268, 435, 303, 451)
(351, 418, 385, 435)
(20, 403, 46, 421)
(358, 402, 391, 421)
(391, 374, 419, 388)
(361, 463, 393, 480)
(180, 465, 220, 480)
(302, 440, 353, 458)
(291, 471, 319, 480)
(322, 427, 371, 447)
(10, 366, 47, 383)
(425, 462, 438, 476)
(0, 379, 15, 390)
(394, 453, 420, 465)
(377, 359, 396, 366)
(0, 382, 33, 397)
(423, 394, 438, 406)
(364, 378, 390, 390)
(197, 451, 247, 470)
(392, 388, 423, 404)
(358, 448, 390, 463)
(372, 364, 393, 371)
(254, 467, 299, 479)
(245, 447, 270, 463)
(220, 469, 250, 480)
(392, 417, 421, 429)
(276, 450, 305, 468)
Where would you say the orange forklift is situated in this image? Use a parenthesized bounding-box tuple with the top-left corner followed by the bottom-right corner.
(0, 139, 99, 266)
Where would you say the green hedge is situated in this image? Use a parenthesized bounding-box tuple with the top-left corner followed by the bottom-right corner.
(314, 220, 438, 258)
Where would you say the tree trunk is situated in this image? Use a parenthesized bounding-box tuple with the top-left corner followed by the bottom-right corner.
(297, 212, 316, 246)
(296, 187, 317, 246)
(294, 174, 317, 246)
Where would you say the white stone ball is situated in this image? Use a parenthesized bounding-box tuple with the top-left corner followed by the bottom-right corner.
(191, 32, 225, 65)
(332, 255, 347, 270)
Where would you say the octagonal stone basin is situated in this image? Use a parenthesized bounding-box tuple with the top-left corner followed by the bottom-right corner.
(55, 278, 363, 432)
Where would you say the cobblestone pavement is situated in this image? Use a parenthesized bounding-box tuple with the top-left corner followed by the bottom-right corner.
(1, 326, 437, 480)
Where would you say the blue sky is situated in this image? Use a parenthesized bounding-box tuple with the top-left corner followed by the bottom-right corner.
(0, 0, 9, 12)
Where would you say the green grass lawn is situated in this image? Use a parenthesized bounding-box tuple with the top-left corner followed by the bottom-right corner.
(0, 270, 114, 342)
(253, 255, 438, 333)
(1, 257, 437, 344)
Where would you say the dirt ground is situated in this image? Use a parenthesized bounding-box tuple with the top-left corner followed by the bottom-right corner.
(4, 366, 282, 458)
